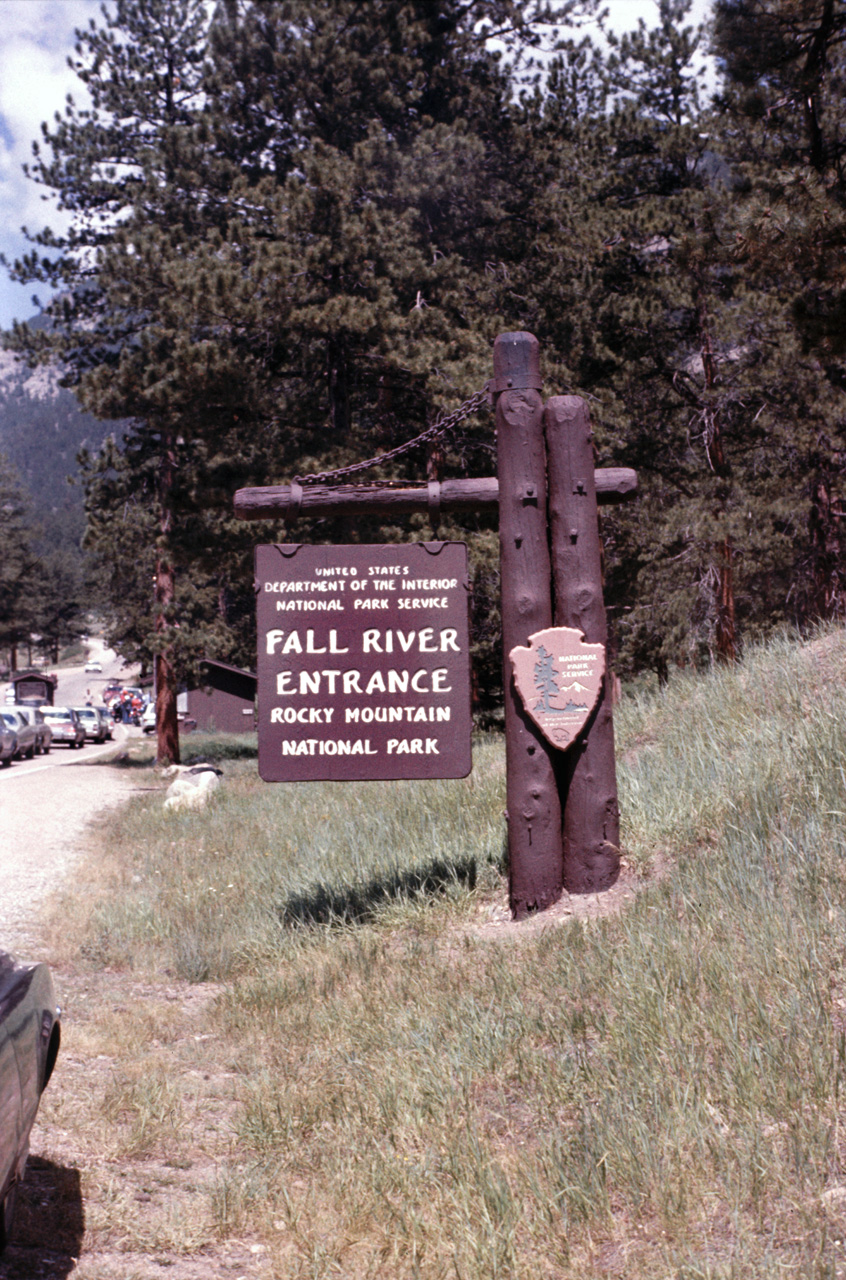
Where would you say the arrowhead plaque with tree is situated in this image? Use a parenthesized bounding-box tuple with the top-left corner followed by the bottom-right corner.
(510, 627, 605, 751)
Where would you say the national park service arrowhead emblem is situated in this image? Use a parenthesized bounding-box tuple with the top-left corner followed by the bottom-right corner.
(510, 627, 605, 750)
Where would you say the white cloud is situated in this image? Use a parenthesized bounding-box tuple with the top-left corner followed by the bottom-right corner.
(601, 0, 712, 30)
(0, 1, 99, 327)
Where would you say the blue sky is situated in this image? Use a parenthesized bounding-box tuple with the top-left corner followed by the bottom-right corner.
(0, 0, 713, 332)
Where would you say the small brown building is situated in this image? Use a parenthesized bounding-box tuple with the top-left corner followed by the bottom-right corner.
(6, 669, 58, 707)
(186, 660, 256, 733)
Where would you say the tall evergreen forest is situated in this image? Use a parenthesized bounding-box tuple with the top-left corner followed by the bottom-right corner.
(4, 0, 846, 746)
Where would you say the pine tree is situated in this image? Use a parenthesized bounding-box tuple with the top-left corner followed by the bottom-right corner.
(29, 548, 88, 664)
(510, 0, 813, 674)
(711, 0, 846, 622)
(5, 0, 225, 762)
(0, 455, 40, 671)
(6, 0, 606, 725)
(532, 644, 562, 712)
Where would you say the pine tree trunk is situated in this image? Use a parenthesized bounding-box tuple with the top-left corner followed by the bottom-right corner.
(699, 303, 737, 662)
(802, 0, 835, 173)
(155, 431, 180, 766)
(716, 536, 737, 662)
(809, 476, 841, 617)
(328, 337, 350, 438)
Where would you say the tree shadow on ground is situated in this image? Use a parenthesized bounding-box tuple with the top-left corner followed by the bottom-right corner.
(0, 1157, 84, 1280)
(279, 855, 478, 927)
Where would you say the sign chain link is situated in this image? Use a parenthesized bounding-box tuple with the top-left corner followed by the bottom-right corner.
(294, 388, 489, 486)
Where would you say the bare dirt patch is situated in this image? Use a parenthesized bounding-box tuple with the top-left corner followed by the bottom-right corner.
(0, 759, 140, 955)
(461, 856, 657, 943)
(0, 969, 273, 1280)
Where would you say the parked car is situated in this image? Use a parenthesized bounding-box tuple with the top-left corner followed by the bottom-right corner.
(83, 659, 102, 673)
(40, 707, 86, 749)
(0, 720, 16, 768)
(73, 706, 110, 743)
(141, 702, 156, 734)
(94, 706, 114, 740)
(0, 952, 60, 1250)
(10, 707, 51, 755)
(0, 712, 37, 761)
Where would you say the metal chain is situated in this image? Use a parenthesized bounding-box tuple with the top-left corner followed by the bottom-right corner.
(294, 387, 489, 485)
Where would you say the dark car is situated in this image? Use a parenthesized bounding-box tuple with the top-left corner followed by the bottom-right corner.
(0, 712, 36, 761)
(94, 706, 114, 740)
(40, 707, 86, 749)
(0, 721, 16, 769)
(10, 707, 51, 755)
(0, 953, 60, 1249)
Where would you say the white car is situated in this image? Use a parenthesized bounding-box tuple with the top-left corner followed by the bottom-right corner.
(141, 703, 156, 734)
(83, 659, 102, 674)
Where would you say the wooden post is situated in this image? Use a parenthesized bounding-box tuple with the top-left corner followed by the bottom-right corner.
(495, 333, 563, 916)
(544, 396, 620, 892)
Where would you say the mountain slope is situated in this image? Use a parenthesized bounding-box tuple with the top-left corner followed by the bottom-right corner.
(0, 345, 122, 549)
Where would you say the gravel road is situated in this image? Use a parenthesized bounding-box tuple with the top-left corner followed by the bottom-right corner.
(0, 641, 141, 955)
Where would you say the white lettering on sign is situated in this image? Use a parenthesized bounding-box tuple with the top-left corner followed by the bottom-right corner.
(266, 628, 349, 656)
(270, 706, 336, 724)
(276, 667, 452, 696)
(280, 738, 377, 756)
(345, 706, 451, 723)
(275, 599, 345, 611)
(386, 738, 440, 754)
(265, 579, 347, 592)
(361, 628, 460, 654)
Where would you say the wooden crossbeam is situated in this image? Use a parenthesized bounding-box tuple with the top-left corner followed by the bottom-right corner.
(234, 468, 637, 521)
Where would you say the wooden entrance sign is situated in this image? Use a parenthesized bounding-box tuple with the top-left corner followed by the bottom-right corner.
(255, 542, 472, 781)
(234, 332, 637, 917)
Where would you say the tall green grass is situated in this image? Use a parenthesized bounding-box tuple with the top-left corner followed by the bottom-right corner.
(60, 627, 846, 1276)
(78, 734, 506, 980)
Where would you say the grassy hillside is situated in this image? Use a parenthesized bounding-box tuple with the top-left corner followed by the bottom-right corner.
(36, 627, 846, 1278)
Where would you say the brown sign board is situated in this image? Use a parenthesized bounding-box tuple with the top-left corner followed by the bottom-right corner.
(255, 542, 472, 781)
(510, 627, 605, 751)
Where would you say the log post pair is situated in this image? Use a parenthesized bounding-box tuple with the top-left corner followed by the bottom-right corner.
(494, 332, 619, 917)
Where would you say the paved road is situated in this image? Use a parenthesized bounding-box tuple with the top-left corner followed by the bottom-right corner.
(0, 641, 142, 956)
